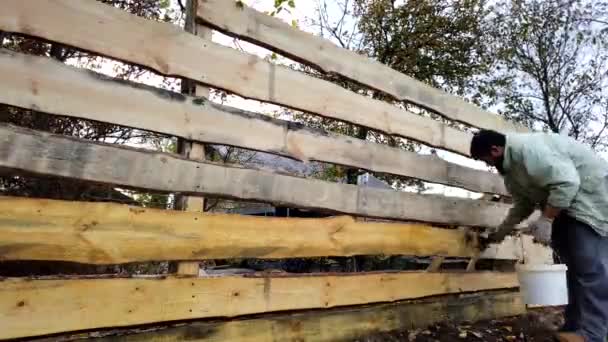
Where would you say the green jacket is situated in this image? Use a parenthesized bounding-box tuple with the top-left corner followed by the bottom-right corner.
(501, 132, 608, 236)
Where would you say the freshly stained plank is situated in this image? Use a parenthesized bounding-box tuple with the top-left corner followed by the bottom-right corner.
(0, 125, 513, 227)
(0, 272, 519, 339)
(50, 291, 524, 342)
(0, 49, 507, 195)
(0, 197, 549, 263)
(0, 197, 484, 264)
(0, 0, 473, 155)
(197, 0, 527, 134)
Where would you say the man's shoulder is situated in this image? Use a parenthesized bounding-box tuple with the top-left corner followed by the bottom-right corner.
(507, 132, 549, 142)
(507, 132, 571, 152)
(505, 132, 563, 166)
(505, 133, 537, 155)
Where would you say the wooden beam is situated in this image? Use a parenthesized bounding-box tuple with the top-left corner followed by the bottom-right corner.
(175, 143, 204, 277)
(42, 291, 524, 342)
(0, 272, 519, 339)
(0, 125, 518, 227)
(0, 197, 548, 263)
(467, 256, 480, 272)
(0, 0, 474, 156)
(0, 49, 507, 195)
(197, 0, 527, 134)
(0, 196, 485, 264)
(178, 0, 211, 213)
(427, 256, 445, 272)
(174, 0, 211, 277)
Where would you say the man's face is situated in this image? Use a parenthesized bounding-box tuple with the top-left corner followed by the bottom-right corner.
(479, 146, 505, 174)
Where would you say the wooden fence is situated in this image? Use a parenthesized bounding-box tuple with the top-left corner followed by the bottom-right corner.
(0, 0, 548, 340)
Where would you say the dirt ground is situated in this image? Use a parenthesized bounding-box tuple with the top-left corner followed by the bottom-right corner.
(360, 307, 565, 342)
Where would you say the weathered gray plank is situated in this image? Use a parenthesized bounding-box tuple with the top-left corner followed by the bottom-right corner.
(0, 49, 507, 195)
(0, 0, 474, 155)
(197, 0, 527, 134)
(0, 124, 511, 227)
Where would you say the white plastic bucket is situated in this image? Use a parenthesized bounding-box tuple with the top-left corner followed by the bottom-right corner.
(516, 263, 568, 306)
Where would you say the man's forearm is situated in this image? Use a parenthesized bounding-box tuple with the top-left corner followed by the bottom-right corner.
(501, 201, 534, 230)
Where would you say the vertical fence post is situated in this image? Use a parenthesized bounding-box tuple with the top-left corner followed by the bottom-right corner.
(175, 0, 211, 276)
(426, 256, 445, 272)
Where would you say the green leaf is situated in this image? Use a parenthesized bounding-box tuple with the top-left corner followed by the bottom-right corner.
(288, 0, 295, 8)
(291, 19, 298, 28)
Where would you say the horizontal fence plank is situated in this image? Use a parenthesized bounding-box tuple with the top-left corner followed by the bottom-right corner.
(0, 197, 483, 264)
(0, 0, 473, 155)
(0, 49, 507, 195)
(0, 125, 513, 227)
(0, 196, 551, 263)
(197, 0, 526, 134)
(0, 272, 519, 339)
(51, 291, 524, 342)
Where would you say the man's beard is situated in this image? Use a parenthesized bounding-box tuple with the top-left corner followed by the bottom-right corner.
(495, 155, 506, 175)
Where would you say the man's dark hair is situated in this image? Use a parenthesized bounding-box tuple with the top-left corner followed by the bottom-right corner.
(470, 129, 506, 159)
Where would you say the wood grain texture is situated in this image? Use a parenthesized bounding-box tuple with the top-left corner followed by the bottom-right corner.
(0, 196, 550, 263)
(0, 125, 514, 227)
(0, 0, 474, 155)
(197, 0, 527, 134)
(175, 0, 210, 276)
(44, 291, 524, 342)
(0, 272, 519, 339)
(0, 197, 485, 264)
(0, 49, 507, 195)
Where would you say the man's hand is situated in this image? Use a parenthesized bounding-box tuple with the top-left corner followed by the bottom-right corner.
(527, 216, 553, 246)
(477, 225, 512, 250)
